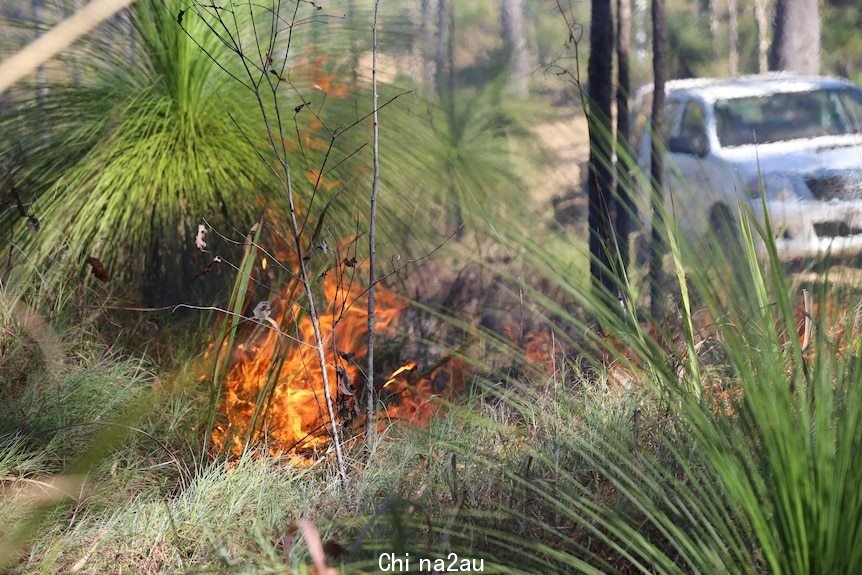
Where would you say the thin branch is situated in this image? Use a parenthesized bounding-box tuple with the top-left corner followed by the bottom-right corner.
(365, 0, 381, 456)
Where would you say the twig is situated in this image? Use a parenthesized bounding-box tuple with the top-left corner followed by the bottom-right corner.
(800, 288, 813, 353)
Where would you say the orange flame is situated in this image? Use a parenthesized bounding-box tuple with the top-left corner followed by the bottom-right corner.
(384, 361, 417, 388)
(211, 269, 455, 459)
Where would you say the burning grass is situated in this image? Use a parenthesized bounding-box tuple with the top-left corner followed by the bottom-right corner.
(210, 271, 462, 461)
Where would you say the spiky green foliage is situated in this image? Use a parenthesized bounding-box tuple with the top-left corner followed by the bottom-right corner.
(427, 79, 533, 233)
(1, 0, 535, 308)
(1, 0, 276, 305)
(404, 176, 862, 572)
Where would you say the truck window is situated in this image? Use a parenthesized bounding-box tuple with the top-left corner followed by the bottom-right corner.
(679, 101, 706, 140)
(631, 93, 682, 153)
(668, 101, 708, 156)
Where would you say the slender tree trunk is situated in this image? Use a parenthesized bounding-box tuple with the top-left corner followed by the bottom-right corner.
(414, 0, 435, 92)
(634, 0, 648, 59)
(435, 0, 448, 97)
(348, 0, 359, 85)
(446, 4, 455, 105)
(32, 0, 48, 106)
(727, 0, 738, 75)
(365, 0, 380, 456)
(649, 0, 667, 317)
(615, 0, 632, 276)
(502, 0, 530, 97)
(587, 0, 616, 303)
(753, 0, 770, 73)
(769, 0, 820, 74)
(708, 0, 720, 55)
(446, 3, 462, 233)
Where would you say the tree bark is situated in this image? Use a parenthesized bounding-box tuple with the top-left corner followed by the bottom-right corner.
(348, 0, 359, 84)
(32, 0, 48, 106)
(769, 0, 820, 74)
(587, 0, 616, 302)
(634, 0, 648, 59)
(365, 0, 380, 456)
(415, 0, 436, 93)
(649, 0, 667, 317)
(502, 0, 530, 97)
(753, 0, 770, 73)
(435, 0, 449, 97)
(615, 0, 633, 275)
(708, 0, 720, 55)
(728, 0, 738, 75)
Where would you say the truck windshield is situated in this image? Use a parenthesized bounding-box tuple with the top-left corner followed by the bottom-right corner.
(715, 88, 862, 147)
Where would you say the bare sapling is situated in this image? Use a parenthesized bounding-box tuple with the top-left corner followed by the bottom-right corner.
(177, 1, 350, 487)
(365, 0, 381, 456)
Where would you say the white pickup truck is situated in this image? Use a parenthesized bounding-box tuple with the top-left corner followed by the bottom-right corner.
(632, 73, 862, 259)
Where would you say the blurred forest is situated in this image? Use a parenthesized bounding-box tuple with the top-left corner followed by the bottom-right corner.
(2, 0, 860, 308)
(2, 0, 861, 90)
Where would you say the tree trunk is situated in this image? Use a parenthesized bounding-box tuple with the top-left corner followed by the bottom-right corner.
(435, 0, 449, 97)
(502, 0, 530, 97)
(649, 0, 667, 317)
(366, 0, 381, 456)
(32, 0, 48, 106)
(769, 0, 820, 74)
(415, 0, 436, 93)
(753, 0, 770, 73)
(727, 0, 738, 75)
(634, 0, 648, 59)
(708, 0, 720, 55)
(348, 0, 359, 84)
(615, 0, 633, 275)
(587, 0, 616, 303)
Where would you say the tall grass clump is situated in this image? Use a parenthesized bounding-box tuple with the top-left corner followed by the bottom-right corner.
(417, 188, 862, 572)
(0, 0, 278, 305)
(319, 171, 862, 573)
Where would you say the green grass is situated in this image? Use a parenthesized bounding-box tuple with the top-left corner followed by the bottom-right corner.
(4, 258, 862, 573)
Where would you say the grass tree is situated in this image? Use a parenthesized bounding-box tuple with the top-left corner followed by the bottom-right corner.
(1, 0, 274, 305)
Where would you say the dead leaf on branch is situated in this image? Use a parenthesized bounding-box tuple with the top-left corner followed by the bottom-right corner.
(269, 69, 287, 82)
(253, 300, 272, 321)
(193, 256, 221, 280)
(195, 224, 208, 252)
(85, 257, 108, 282)
(336, 365, 353, 396)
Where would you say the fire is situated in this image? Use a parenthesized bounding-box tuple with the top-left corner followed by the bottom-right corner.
(211, 271, 454, 459)
(383, 361, 417, 387)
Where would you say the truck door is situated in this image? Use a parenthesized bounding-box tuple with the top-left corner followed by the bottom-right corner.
(665, 99, 716, 234)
